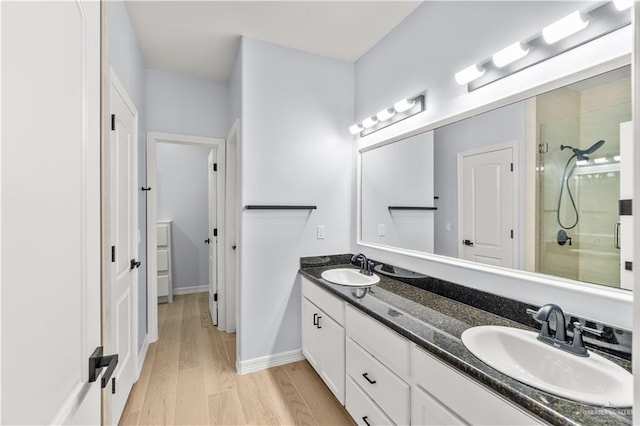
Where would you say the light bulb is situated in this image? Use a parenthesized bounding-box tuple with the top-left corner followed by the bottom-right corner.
(376, 108, 395, 122)
(614, 0, 633, 11)
(576, 160, 589, 166)
(542, 11, 589, 44)
(394, 98, 415, 113)
(349, 123, 363, 135)
(492, 42, 529, 68)
(614, 155, 621, 162)
(455, 64, 485, 85)
(362, 117, 379, 129)
(594, 157, 608, 164)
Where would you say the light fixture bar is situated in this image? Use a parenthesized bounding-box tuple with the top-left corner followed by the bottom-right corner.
(349, 123, 363, 135)
(362, 116, 379, 129)
(455, 64, 485, 85)
(614, 0, 633, 11)
(542, 11, 589, 44)
(376, 108, 395, 122)
(468, 2, 630, 91)
(492, 42, 529, 68)
(359, 93, 426, 137)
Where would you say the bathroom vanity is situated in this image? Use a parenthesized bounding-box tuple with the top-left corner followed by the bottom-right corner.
(299, 255, 632, 426)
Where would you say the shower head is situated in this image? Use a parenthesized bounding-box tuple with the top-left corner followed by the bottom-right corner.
(560, 140, 605, 161)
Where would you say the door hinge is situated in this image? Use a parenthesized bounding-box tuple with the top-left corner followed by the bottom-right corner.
(510, 163, 513, 172)
(510, 229, 514, 239)
(111, 246, 116, 262)
(213, 163, 218, 172)
(111, 114, 115, 131)
(213, 228, 218, 237)
(538, 143, 548, 154)
(213, 293, 218, 302)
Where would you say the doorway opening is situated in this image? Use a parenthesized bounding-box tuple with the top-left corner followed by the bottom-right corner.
(146, 133, 227, 343)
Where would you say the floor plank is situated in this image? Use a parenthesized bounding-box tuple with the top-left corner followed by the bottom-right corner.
(207, 389, 246, 425)
(120, 293, 351, 426)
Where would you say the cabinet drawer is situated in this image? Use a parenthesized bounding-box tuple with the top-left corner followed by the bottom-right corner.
(346, 376, 394, 426)
(412, 347, 541, 425)
(346, 305, 410, 380)
(157, 249, 169, 272)
(302, 278, 344, 325)
(157, 223, 169, 246)
(347, 338, 409, 425)
(412, 385, 466, 426)
(158, 274, 169, 297)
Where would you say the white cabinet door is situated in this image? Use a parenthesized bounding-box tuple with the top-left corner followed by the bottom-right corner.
(302, 298, 321, 370)
(412, 385, 467, 426)
(2, 1, 101, 424)
(318, 311, 345, 403)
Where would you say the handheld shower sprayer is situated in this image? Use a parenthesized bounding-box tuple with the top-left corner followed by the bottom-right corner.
(556, 139, 606, 241)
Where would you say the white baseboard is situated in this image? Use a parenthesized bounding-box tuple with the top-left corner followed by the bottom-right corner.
(136, 334, 150, 380)
(236, 349, 305, 375)
(173, 285, 208, 295)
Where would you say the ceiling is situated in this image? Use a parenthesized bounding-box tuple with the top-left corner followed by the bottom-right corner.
(125, 1, 422, 82)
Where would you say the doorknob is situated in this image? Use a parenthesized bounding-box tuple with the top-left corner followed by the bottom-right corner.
(89, 346, 118, 392)
(463, 239, 474, 246)
(130, 259, 141, 270)
(204, 238, 210, 244)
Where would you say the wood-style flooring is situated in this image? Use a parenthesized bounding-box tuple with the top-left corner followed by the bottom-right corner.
(120, 293, 354, 425)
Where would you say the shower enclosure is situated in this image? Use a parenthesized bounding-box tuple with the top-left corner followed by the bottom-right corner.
(536, 71, 631, 288)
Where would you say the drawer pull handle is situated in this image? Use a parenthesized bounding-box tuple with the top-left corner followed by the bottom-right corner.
(316, 316, 322, 329)
(362, 416, 371, 426)
(362, 372, 376, 384)
(313, 313, 318, 326)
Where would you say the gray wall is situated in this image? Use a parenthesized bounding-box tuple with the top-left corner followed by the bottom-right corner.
(146, 69, 228, 293)
(147, 69, 228, 138)
(108, 0, 148, 351)
(238, 37, 354, 363)
(156, 143, 212, 290)
(433, 101, 526, 266)
(227, 42, 242, 130)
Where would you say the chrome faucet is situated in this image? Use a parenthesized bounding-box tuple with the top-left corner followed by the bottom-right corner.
(526, 304, 603, 357)
(351, 253, 373, 276)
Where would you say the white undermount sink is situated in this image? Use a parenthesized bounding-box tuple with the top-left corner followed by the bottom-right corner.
(461, 326, 632, 407)
(320, 268, 380, 287)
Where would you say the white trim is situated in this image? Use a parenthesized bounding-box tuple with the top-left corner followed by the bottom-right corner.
(236, 349, 305, 375)
(224, 119, 240, 333)
(173, 285, 209, 296)
(147, 132, 226, 345)
(456, 141, 519, 267)
(135, 334, 150, 380)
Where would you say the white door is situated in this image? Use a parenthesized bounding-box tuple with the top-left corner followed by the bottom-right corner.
(301, 298, 321, 369)
(1, 1, 102, 424)
(619, 121, 633, 290)
(318, 313, 346, 402)
(109, 77, 138, 423)
(411, 385, 466, 426)
(459, 146, 515, 267)
(208, 149, 218, 325)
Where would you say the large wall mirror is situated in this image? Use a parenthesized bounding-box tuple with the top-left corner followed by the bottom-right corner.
(360, 65, 632, 291)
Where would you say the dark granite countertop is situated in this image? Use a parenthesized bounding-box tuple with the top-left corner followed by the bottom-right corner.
(299, 263, 632, 426)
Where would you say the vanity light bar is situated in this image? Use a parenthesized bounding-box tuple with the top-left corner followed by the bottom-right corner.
(462, 2, 631, 91)
(614, 0, 633, 11)
(542, 11, 589, 45)
(492, 42, 529, 68)
(454, 64, 485, 85)
(349, 93, 426, 137)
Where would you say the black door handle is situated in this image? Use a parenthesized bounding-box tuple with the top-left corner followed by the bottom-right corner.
(362, 416, 371, 426)
(130, 259, 141, 270)
(362, 372, 377, 384)
(204, 238, 210, 244)
(313, 313, 318, 326)
(316, 316, 322, 329)
(463, 239, 474, 246)
(89, 346, 119, 391)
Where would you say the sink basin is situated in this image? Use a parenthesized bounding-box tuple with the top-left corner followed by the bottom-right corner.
(320, 268, 380, 287)
(461, 326, 632, 407)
